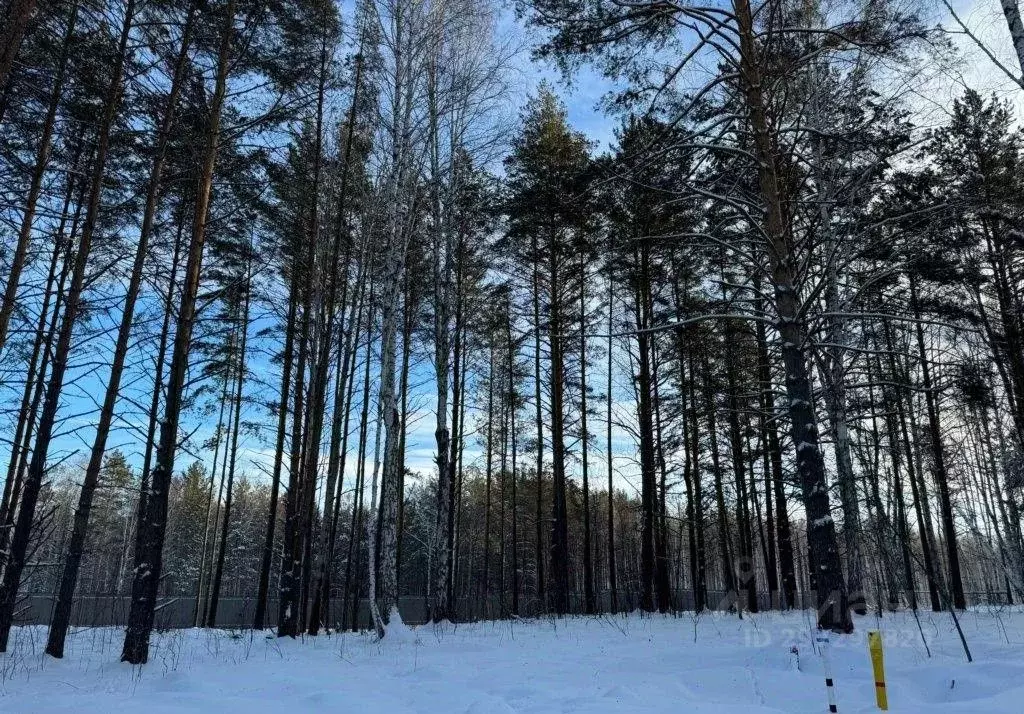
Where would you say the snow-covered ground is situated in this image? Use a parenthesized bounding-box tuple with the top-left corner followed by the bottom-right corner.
(2, 608, 1024, 712)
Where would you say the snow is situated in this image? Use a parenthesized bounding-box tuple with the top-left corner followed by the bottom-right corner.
(4, 608, 1024, 712)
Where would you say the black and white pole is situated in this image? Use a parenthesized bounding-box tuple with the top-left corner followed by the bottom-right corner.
(817, 632, 838, 713)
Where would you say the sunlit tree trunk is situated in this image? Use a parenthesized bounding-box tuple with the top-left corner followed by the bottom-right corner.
(122, 0, 235, 663)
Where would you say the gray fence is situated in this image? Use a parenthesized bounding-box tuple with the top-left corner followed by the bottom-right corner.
(15, 590, 813, 630)
(15, 595, 432, 630)
(17, 588, 1006, 630)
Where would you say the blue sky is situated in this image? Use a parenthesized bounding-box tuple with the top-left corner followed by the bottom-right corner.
(3, 0, 1023, 509)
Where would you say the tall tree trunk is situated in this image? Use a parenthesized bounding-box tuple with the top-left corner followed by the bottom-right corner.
(135, 210, 187, 562)
(704, 353, 737, 611)
(196, 372, 232, 626)
(429, 239, 452, 620)
(753, 291, 789, 608)
(532, 237, 545, 611)
(451, 344, 468, 616)
(734, 0, 851, 632)
(483, 342, 495, 613)
(431, 323, 452, 625)
(507, 299, 521, 617)
(605, 268, 618, 614)
(684, 349, 707, 612)
(909, 275, 966, 610)
(305, 47, 364, 636)
(278, 210, 313, 637)
(0, 0, 37, 99)
(428, 79, 452, 616)
(579, 257, 595, 615)
(45, 5, 196, 657)
(121, 0, 234, 663)
(882, 317, 941, 610)
(343, 297, 375, 631)
(633, 278, 657, 612)
(649, 330, 672, 609)
(366, 303, 389, 639)
(306, 247, 354, 636)
(375, 175, 409, 633)
(395, 268, 413, 583)
(498, 392, 509, 615)
(758, 406, 780, 609)
(253, 274, 297, 630)
(365, 373, 386, 637)
(749, 295, 778, 606)
(1000, 0, 1024, 77)
(0, 135, 82, 542)
(0, 0, 136, 651)
(822, 314, 866, 614)
(725, 328, 757, 614)
(293, 26, 333, 636)
(876, 349, 918, 609)
(206, 268, 250, 626)
(445, 248, 466, 618)
(325, 258, 371, 629)
(548, 234, 569, 616)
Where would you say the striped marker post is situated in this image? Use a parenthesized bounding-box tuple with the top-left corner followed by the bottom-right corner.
(816, 633, 838, 713)
(868, 631, 888, 710)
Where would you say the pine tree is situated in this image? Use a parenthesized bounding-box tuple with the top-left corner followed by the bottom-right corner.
(504, 87, 593, 615)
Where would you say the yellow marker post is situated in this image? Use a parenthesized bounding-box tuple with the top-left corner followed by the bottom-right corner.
(868, 631, 888, 710)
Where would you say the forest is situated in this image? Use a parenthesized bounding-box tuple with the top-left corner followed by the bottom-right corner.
(1, 0, 1024, 669)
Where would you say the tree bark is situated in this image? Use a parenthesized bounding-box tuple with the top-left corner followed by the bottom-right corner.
(909, 274, 966, 609)
(685, 350, 707, 612)
(121, 0, 234, 663)
(507, 295, 521, 616)
(196, 369, 232, 626)
(253, 274, 297, 630)
(734, 0, 851, 632)
(633, 244, 658, 613)
(45, 4, 196, 657)
(650, 321, 672, 610)
(206, 267, 250, 626)
(579, 256, 595, 615)
(0, 0, 136, 651)
(548, 230, 570, 616)
(606, 267, 618, 614)
(725, 327, 757, 614)
(1001, 0, 1024, 78)
(532, 235, 546, 612)
(0, 136, 82, 545)
(0, 0, 37, 99)
(483, 342, 495, 613)
(704, 354, 737, 611)
(306, 46, 364, 636)
(375, 169, 409, 633)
